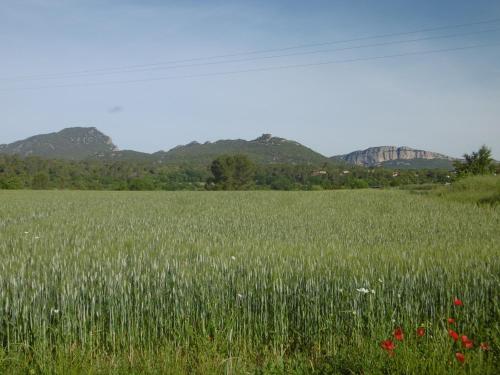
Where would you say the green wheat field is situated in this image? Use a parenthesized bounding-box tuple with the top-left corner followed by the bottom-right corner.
(0, 190, 498, 374)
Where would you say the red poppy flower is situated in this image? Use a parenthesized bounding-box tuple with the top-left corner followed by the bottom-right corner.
(448, 329, 459, 341)
(454, 298, 463, 306)
(393, 327, 404, 341)
(461, 336, 473, 349)
(416, 327, 425, 337)
(381, 339, 395, 355)
(447, 318, 455, 324)
(455, 352, 465, 363)
(480, 342, 490, 351)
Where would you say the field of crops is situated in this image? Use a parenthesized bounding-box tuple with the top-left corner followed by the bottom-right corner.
(0, 190, 498, 374)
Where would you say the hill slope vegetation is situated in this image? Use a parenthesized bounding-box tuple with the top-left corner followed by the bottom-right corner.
(0, 127, 117, 160)
(2, 127, 458, 168)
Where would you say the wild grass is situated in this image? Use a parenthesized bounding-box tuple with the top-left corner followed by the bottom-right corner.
(0, 190, 498, 374)
(432, 175, 500, 206)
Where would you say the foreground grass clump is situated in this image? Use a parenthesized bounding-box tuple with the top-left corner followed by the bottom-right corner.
(0, 190, 498, 374)
(432, 175, 500, 206)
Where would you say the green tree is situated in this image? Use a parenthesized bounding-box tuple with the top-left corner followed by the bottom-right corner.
(269, 175, 294, 190)
(0, 176, 24, 189)
(349, 178, 369, 189)
(128, 177, 155, 191)
(454, 145, 495, 177)
(209, 154, 255, 190)
(32, 172, 49, 189)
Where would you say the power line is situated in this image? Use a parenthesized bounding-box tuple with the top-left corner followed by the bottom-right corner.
(2, 17, 499, 81)
(4, 42, 497, 91)
(3, 27, 499, 83)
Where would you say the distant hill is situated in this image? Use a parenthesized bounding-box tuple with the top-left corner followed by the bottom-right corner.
(0, 127, 117, 160)
(332, 146, 456, 169)
(2, 128, 326, 165)
(91, 133, 328, 165)
(2, 128, 459, 169)
(152, 134, 328, 165)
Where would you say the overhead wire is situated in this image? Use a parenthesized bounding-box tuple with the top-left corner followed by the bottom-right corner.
(4, 42, 498, 91)
(2, 17, 499, 82)
(2, 27, 499, 82)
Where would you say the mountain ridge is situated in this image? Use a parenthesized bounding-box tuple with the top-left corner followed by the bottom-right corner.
(1, 127, 456, 168)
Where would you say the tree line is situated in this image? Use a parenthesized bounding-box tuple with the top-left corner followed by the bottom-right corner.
(0, 153, 465, 191)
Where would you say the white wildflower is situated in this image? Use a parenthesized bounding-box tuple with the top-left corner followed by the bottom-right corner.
(231, 256, 236, 261)
(356, 288, 370, 294)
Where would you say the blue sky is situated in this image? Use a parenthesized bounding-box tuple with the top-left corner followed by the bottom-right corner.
(1, 0, 499, 158)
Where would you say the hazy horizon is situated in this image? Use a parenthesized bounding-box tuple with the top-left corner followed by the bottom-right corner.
(1, 0, 500, 159)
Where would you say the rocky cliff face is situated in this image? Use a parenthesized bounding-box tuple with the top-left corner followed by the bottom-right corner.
(337, 146, 454, 166)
